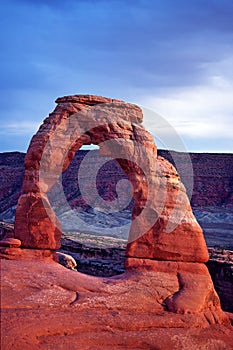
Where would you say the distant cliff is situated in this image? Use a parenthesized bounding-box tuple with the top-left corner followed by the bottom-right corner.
(0, 152, 24, 215)
(0, 150, 232, 248)
(157, 150, 233, 208)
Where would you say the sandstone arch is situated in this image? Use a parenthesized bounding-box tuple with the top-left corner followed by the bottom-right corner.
(14, 95, 208, 265)
(4, 94, 230, 318)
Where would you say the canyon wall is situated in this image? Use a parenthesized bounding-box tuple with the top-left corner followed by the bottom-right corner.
(0, 150, 232, 248)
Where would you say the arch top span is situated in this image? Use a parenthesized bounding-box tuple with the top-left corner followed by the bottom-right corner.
(14, 94, 209, 264)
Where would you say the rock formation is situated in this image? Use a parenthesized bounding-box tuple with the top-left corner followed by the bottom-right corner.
(0, 95, 232, 349)
(56, 251, 77, 270)
(13, 95, 208, 261)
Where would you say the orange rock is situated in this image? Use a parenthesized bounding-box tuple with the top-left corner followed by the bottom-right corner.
(14, 95, 208, 264)
(0, 237, 21, 248)
(1, 259, 232, 349)
(126, 157, 209, 262)
(15, 193, 61, 249)
(10, 94, 229, 337)
(14, 95, 150, 249)
(0, 247, 56, 261)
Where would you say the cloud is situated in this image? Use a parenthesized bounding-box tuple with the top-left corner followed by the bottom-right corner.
(0, 122, 40, 135)
(0, 0, 233, 152)
(2, 0, 232, 91)
(140, 57, 233, 151)
(0, 120, 41, 152)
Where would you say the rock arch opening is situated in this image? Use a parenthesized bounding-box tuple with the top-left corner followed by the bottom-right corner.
(54, 146, 135, 277)
(54, 147, 134, 237)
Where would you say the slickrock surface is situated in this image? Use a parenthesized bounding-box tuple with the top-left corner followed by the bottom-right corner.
(58, 231, 233, 314)
(1, 95, 232, 349)
(1, 259, 232, 350)
(1, 222, 232, 315)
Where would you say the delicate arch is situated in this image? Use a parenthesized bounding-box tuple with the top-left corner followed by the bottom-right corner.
(14, 95, 208, 264)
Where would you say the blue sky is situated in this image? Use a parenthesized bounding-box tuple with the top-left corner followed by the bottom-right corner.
(0, 0, 233, 153)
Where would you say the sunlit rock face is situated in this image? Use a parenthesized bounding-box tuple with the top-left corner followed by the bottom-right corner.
(14, 95, 208, 264)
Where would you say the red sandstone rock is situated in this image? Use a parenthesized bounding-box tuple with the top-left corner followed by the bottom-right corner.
(15, 193, 61, 249)
(14, 95, 154, 249)
(226, 312, 233, 325)
(0, 247, 57, 261)
(2, 94, 231, 348)
(125, 258, 221, 314)
(14, 95, 208, 265)
(126, 157, 209, 262)
(0, 237, 21, 248)
(1, 259, 232, 349)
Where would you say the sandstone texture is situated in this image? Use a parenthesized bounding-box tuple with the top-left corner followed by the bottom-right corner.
(14, 95, 153, 249)
(1, 95, 232, 349)
(13, 95, 208, 263)
(1, 222, 232, 315)
(57, 231, 233, 314)
(0, 237, 21, 248)
(1, 259, 232, 350)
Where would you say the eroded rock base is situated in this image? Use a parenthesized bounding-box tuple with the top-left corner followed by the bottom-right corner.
(1, 258, 232, 350)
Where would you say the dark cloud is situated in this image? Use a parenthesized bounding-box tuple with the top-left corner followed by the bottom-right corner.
(0, 0, 233, 151)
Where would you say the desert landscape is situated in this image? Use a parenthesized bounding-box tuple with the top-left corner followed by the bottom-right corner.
(1, 95, 232, 349)
(1, 0, 233, 348)
(1, 149, 233, 248)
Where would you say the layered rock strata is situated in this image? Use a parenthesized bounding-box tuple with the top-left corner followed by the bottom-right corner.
(1, 150, 232, 249)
